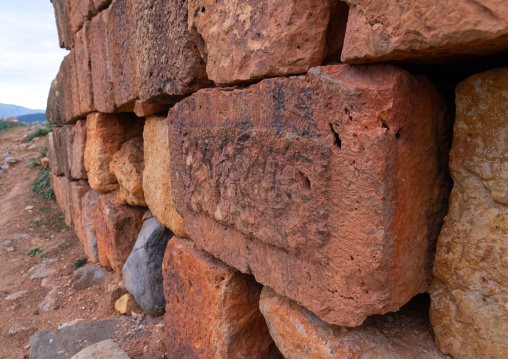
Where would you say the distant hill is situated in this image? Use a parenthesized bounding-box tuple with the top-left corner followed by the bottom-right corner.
(0, 103, 45, 119)
(16, 113, 48, 124)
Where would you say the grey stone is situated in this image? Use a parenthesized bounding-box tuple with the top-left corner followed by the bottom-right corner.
(70, 340, 130, 359)
(30, 319, 121, 359)
(39, 288, 60, 312)
(0, 240, 11, 247)
(24, 259, 57, 278)
(5, 157, 18, 164)
(14, 234, 29, 241)
(30, 267, 56, 280)
(23, 125, 46, 142)
(5, 290, 28, 300)
(2, 152, 9, 157)
(123, 214, 172, 316)
(72, 265, 106, 290)
(1, 164, 9, 170)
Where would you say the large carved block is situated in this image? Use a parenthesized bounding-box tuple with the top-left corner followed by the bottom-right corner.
(188, 0, 335, 85)
(162, 237, 280, 359)
(169, 64, 448, 326)
(341, 0, 508, 63)
(430, 67, 508, 359)
(74, 23, 95, 116)
(52, 0, 74, 49)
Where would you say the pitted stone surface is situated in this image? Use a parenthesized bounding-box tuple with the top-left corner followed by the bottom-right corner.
(188, 0, 333, 85)
(342, 0, 508, 64)
(162, 237, 279, 359)
(84, 112, 144, 193)
(168, 64, 449, 326)
(110, 137, 146, 207)
(82, 189, 100, 261)
(52, 0, 74, 49)
(260, 287, 449, 359)
(430, 67, 508, 359)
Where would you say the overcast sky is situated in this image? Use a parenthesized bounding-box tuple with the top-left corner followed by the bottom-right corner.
(0, 0, 68, 110)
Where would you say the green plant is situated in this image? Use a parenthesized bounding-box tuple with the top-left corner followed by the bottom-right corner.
(39, 146, 48, 158)
(30, 158, 41, 168)
(3, 290, 9, 295)
(26, 246, 42, 256)
(63, 224, 70, 231)
(59, 214, 66, 220)
(40, 251, 49, 258)
(0, 121, 10, 132)
(27, 123, 53, 142)
(74, 258, 88, 268)
(32, 167, 55, 200)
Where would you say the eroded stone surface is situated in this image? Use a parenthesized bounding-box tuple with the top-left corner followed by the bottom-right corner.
(162, 237, 279, 359)
(84, 112, 144, 193)
(68, 180, 90, 248)
(94, 193, 145, 272)
(74, 24, 95, 116)
(70, 120, 88, 180)
(52, 0, 74, 49)
(48, 132, 63, 176)
(342, 0, 508, 63)
(51, 173, 72, 225)
(188, 0, 333, 85)
(89, 9, 116, 113)
(46, 76, 65, 126)
(260, 287, 448, 359)
(68, 0, 96, 35)
(168, 64, 449, 326)
(110, 137, 146, 206)
(82, 189, 100, 261)
(143, 116, 186, 237)
(123, 214, 172, 315)
(430, 67, 508, 359)
(132, 0, 211, 104)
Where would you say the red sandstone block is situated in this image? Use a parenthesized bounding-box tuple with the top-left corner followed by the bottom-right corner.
(68, 0, 96, 34)
(162, 237, 281, 359)
(93, 0, 111, 11)
(51, 0, 74, 49)
(74, 23, 95, 116)
(341, 0, 508, 64)
(168, 64, 449, 326)
(50, 173, 72, 226)
(52, 123, 87, 180)
(88, 9, 116, 113)
(48, 132, 63, 176)
(93, 193, 145, 273)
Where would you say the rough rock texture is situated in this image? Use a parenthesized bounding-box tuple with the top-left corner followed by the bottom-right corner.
(143, 116, 186, 238)
(48, 132, 63, 176)
(84, 112, 144, 193)
(30, 320, 120, 359)
(52, 125, 73, 178)
(94, 193, 145, 272)
(123, 213, 172, 316)
(341, 0, 508, 64)
(93, 0, 112, 11)
(82, 189, 100, 261)
(107, 0, 138, 111)
(188, 0, 333, 85)
(46, 76, 65, 126)
(73, 265, 106, 290)
(162, 237, 279, 359)
(70, 120, 88, 179)
(89, 9, 116, 113)
(115, 293, 140, 314)
(109, 137, 146, 206)
(260, 287, 449, 359)
(133, 101, 169, 118)
(74, 24, 95, 116)
(132, 0, 211, 104)
(68, 0, 96, 35)
(52, 0, 74, 49)
(169, 64, 448, 326)
(430, 67, 508, 359)
(70, 340, 130, 359)
(68, 180, 90, 247)
(50, 173, 72, 226)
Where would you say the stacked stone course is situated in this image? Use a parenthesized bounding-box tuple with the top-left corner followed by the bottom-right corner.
(47, 0, 507, 357)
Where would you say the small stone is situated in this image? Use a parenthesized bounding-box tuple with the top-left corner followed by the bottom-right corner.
(1, 152, 9, 157)
(28, 144, 37, 150)
(5, 157, 18, 164)
(30, 267, 56, 280)
(0, 240, 11, 247)
(9, 323, 27, 335)
(1, 164, 9, 170)
(72, 265, 106, 290)
(14, 234, 29, 241)
(5, 290, 28, 300)
(114, 294, 139, 315)
(39, 288, 59, 312)
(25, 206, 34, 210)
(41, 157, 50, 168)
(6, 247, 14, 252)
(70, 339, 130, 359)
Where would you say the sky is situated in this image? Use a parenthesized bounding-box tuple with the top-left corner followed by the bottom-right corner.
(0, 0, 68, 110)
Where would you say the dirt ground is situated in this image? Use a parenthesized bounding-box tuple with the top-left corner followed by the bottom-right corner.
(0, 125, 167, 359)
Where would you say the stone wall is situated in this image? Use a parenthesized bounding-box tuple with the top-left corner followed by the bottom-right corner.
(47, 0, 508, 357)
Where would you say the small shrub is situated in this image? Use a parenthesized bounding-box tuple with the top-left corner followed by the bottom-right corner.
(74, 258, 88, 268)
(0, 121, 10, 132)
(39, 146, 48, 157)
(26, 246, 42, 256)
(32, 167, 55, 200)
(58, 214, 66, 220)
(63, 223, 70, 231)
(27, 123, 53, 142)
